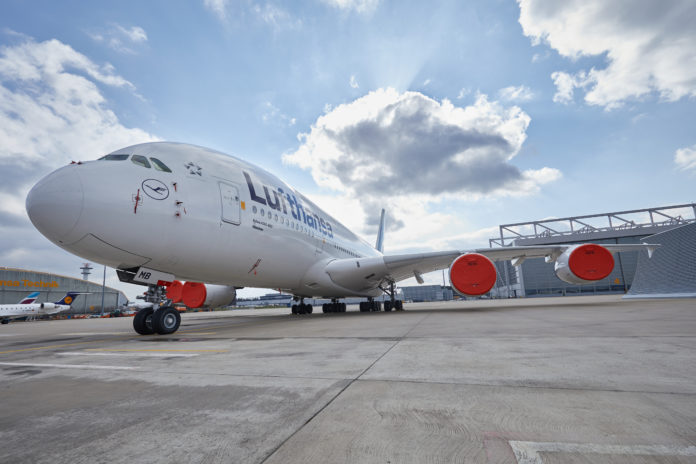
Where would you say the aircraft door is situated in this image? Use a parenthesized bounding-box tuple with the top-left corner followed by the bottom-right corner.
(218, 181, 241, 225)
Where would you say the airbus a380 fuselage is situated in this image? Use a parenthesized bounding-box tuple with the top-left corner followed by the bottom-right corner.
(27, 143, 382, 298)
(26, 142, 658, 335)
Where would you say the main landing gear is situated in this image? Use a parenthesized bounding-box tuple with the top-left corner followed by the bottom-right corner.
(132, 284, 181, 335)
(323, 299, 346, 313)
(291, 298, 313, 315)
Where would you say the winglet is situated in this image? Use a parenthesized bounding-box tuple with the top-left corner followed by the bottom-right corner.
(375, 208, 386, 253)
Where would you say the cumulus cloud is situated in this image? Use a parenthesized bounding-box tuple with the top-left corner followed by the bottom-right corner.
(675, 144, 696, 171)
(284, 88, 560, 244)
(518, 0, 696, 109)
(320, 0, 379, 14)
(89, 24, 148, 54)
(498, 85, 534, 102)
(0, 36, 158, 293)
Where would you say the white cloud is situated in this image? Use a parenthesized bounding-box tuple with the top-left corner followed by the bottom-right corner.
(89, 24, 148, 54)
(203, 0, 230, 21)
(518, 0, 696, 109)
(550, 71, 587, 104)
(261, 101, 296, 126)
(349, 75, 359, 89)
(675, 144, 696, 171)
(0, 36, 158, 298)
(283, 88, 560, 246)
(253, 3, 301, 30)
(321, 0, 379, 14)
(422, 78, 431, 87)
(457, 87, 471, 99)
(204, 1, 300, 30)
(498, 85, 534, 102)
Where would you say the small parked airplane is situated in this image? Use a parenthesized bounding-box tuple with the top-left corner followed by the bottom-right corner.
(0, 292, 81, 324)
(25, 142, 658, 335)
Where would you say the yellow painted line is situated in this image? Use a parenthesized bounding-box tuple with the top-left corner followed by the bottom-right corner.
(86, 348, 228, 353)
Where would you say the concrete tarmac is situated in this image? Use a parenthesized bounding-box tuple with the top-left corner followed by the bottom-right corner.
(1, 295, 695, 463)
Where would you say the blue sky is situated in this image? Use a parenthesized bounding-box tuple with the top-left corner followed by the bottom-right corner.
(1, 0, 695, 299)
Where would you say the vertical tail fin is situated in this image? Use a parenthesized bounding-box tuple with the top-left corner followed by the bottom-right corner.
(18, 292, 40, 304)
(375, 209, 386, 253)
(55, 292, 80, 306)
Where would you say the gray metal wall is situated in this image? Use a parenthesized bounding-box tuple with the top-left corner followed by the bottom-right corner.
(0, 268, 127, 314)
(626, 222, 696, 298)
(402, 285, 453, 302)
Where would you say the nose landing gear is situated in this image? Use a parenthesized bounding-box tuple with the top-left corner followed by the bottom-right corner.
(132, 284, 181, 335)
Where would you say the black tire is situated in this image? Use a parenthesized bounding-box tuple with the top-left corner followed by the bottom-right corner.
(1, 319, 9, 324)
(307, 304, 313, 314)
(341, 303, 346, 312)
(359, 302, 366, 312)
(292, 304, 298, 315)
(133, 308, 155, 335)
(372, 301, 382, 312)
(395, 300, 403, 311)
(151, 306, 181, 335)
(384, 301, 392, 312)
(322, 304, 327, 313)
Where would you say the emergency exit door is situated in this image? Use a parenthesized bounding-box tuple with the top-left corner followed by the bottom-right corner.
(219, 181, 241, 225)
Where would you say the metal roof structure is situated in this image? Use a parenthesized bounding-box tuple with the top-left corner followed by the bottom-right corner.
(489, 203, 696, 248)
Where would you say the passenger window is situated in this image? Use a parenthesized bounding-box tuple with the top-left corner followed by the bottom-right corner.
(98, 154, 129, 161)
(150, 157, 172, 172)
(131, 155, 151, 168)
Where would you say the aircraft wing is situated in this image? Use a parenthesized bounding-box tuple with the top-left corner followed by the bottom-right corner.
(324, 244, 658, 293)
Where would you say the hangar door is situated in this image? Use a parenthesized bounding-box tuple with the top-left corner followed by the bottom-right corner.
(218, 181, 241, 225)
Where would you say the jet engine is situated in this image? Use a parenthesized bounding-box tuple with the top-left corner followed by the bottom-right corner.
(40, 302, 56, 310)
(554, 244, 614, 284)
(165, 280, 184, 303)
(449, 253, 497, 296)
(180, 282, 236, 308)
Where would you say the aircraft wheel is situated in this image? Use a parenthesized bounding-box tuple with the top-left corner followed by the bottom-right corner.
(373, 302, 382, 312)
(291, 304, 298, 315)
(307, 304, 313, 314)
(395, 300, 404, 311)
(341, 303, 346, 312)
(384, 301, 392, 312)
(1, 319, 9, 324)
(152, 306, 181, 335)
(133, 308, 155, 335)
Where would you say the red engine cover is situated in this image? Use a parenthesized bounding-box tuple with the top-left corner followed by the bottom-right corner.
(568, 244, 614, 281)
(449, 253, 497, 296)
(182, 282, 207, 308)
(166, 280, 184, 303)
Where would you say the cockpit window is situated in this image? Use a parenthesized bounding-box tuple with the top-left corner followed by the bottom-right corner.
(98, 154, 129, 161)
(131, 155, 151, 168)
(149, 157, 172, 173)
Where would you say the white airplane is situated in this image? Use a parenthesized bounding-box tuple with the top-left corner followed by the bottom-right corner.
(25, 142, 658, 335)
(0, 292, 81, 324)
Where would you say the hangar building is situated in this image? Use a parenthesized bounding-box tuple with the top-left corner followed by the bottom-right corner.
(488, 203, 696, 298)
(0, 267, 127, 314)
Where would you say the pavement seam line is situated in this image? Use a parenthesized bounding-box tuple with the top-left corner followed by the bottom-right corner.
(259, 312, 430, 464)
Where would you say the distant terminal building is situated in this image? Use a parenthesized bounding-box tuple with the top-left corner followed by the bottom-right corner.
(488, 203, 696, 298)
(0, 267, 127, 314)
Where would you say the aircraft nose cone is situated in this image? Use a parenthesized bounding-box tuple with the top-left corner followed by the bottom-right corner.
(26, 166, 84, 244)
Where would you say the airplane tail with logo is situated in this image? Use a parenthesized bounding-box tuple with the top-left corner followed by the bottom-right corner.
(55, 292, 80, 306)
(375, 209, 386, 253)
(18, 292, 40, 304)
